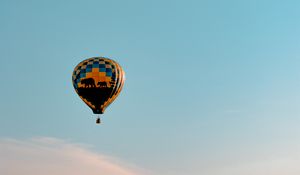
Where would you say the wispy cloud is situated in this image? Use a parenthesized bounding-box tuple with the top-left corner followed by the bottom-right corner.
(0, 137, 144, 175)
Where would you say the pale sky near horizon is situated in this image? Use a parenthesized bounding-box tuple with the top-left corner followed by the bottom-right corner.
(1, 0, 300, 174)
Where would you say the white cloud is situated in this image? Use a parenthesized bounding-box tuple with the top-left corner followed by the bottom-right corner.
(2, 137, 300, 175)
(0, 137, 144, 175)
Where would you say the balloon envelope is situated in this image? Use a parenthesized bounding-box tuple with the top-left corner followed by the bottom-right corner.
(72, 57, 125, 114)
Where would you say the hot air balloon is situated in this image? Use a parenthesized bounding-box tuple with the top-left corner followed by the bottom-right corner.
(72, 57, 125, 124)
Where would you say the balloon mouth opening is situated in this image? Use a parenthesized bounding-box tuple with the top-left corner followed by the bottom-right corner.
(93, 109, 104, 114)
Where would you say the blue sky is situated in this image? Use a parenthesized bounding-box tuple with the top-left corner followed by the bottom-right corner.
(1, 0, 300, 174)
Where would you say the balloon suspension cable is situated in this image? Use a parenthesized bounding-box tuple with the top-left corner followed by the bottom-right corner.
(96, 114, 101, 124)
